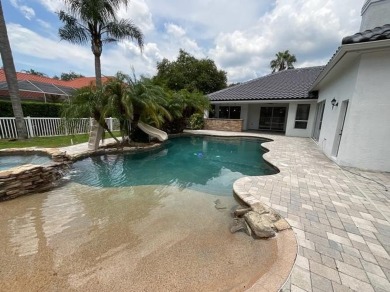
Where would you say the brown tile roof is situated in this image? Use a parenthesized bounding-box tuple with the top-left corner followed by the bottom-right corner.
(0, 69, 110, 89)
(208, 66, 324, 102)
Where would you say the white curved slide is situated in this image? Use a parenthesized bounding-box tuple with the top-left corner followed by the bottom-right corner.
(138, 122, 168, 142)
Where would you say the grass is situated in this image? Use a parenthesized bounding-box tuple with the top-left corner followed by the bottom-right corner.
(0, 131, 121, 149)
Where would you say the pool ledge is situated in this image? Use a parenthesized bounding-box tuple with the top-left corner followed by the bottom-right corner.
(0, 148, 71, 201)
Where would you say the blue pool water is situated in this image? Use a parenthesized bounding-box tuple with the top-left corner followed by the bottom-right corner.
(71, 136, 277, 195)
(0, 154, 52, 171)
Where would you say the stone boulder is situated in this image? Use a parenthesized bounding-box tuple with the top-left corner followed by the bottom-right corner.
(244, 211, 276, 238)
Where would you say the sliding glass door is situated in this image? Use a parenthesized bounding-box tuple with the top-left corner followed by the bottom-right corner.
(259, 107, 287, 132)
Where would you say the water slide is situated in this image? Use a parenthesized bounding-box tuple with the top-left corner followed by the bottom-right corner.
(138, 122, 168, 142)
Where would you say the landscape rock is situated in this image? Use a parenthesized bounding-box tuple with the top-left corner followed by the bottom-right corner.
(230, 218, 250, 235)
(273, 219, 291, 231)
(244, 211, 276, 238)
(214, 199, 227, 210)
(251, 202, 272, 215)
(234, 207, 252, 217)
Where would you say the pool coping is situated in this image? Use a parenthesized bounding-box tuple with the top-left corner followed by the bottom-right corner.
(185, 130, 390, 292)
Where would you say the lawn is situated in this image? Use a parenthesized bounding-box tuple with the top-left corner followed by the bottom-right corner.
(0, 132, 121, 149)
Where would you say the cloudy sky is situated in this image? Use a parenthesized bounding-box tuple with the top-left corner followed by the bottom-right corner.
(2, 0, 365, 83)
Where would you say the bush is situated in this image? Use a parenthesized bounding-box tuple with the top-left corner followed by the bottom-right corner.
(188, 113, 204, 130)
(0, 100, 63, 117)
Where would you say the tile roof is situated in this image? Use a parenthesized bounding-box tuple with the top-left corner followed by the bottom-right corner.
(208, 66, 324, 102)
(342, 24, 390, 44)
(0, 69, 110, 89)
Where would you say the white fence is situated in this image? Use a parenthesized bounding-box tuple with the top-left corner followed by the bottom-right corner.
(0, 117, 119, 139)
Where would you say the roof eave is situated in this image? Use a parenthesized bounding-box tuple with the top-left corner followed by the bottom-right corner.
(311, 39, 390, 90)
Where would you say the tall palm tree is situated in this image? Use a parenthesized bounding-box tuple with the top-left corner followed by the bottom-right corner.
(58, 0, 144, 87)
(270, 50, 297, 73)
(0, 1, 28, 139)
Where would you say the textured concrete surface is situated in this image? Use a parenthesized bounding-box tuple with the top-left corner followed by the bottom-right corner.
(186, 130, 390, 292)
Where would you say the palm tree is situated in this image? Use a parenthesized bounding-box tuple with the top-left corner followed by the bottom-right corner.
(0, 1, 28, 139)
(58, 0, 144, 87)
(163, 89, 210, 133)
(62, 85, 120, 143)
(116, 73, 172, 141)
(270, 50, 297, 73)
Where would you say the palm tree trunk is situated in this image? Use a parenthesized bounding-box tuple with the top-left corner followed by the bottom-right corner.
(0, 1, 28, 139)
(94, 54, 102, 88)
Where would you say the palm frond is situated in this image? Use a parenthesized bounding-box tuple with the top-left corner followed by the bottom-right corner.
(104, 19, 144, 50)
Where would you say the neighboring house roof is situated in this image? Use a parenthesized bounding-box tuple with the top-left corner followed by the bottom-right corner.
(0, 80, 75, 96)
(208, 66, 324, 102)
(0, 69, 111, 90)
(0, 69, 112, 101)
(342, 24, 390, 44)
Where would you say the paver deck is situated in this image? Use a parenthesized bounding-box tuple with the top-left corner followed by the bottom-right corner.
(186, 130, 390, 292)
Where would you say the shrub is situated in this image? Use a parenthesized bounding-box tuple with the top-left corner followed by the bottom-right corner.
(188, 113, 204, 130)
(0, 100, 63, 117)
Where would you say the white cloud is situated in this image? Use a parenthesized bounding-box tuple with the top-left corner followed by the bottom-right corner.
(165, 23, 185, 38)
(116, 0, 154, 33)
(209, 0, 365, 82)
(36, 0, 64, 12)
(9, 0, 35, 20)
(9, 0, 368, 83)
(36, 19, 51, 29)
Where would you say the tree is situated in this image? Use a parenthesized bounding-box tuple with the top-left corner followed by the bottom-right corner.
(270, 50, 297, 73)
(0, 1, 28, 139)
(22, 69, 47, 77)
(63, 72, 172, 143)
(154, 49, 227, 94)
(58, 0, 144, 88)
(162, 89, 209, 133)
(62, 85, 120, 143)
(60, 71, 84, 81)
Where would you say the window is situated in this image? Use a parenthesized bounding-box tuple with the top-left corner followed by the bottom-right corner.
(295, 104, 310, 129)
(218, 106, 241, 119)
(209, 105, 216, 118)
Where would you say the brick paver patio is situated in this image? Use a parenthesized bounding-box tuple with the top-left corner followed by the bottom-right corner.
(187, 130, 390, 292)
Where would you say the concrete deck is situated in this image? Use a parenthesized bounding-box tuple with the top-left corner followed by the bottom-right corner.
(186, 130, 390, 292)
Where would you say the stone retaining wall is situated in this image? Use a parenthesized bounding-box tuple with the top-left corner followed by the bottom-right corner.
(204, 118, 243, 132)
(0, 163, 69, 201)
(0, 149, 71, 201)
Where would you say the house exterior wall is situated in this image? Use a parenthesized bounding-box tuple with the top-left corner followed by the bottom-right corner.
(285, 101, 318, 137)
(317, 50, 390, 171)
(210, 101, 317, 138)
(360, 0, 390, 31)
(247, 104, 261, 130)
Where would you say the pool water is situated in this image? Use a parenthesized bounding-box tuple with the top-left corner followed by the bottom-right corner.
(0, 136, 288, 291)
(0, 154, 52, 171)
(71, 136, 277, 195)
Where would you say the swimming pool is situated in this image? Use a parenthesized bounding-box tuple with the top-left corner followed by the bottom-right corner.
(71, 136, 277, 195)
(0, 135, 294, 291)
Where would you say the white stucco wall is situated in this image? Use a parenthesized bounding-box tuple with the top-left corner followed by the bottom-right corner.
(360, 0, 390, 31)
(338, 51, 390, 171)
(285, 101, 318, 137)
(247, 104, 261, 130)
(317, 61, 360, 156)
(317, 51, 390, 171)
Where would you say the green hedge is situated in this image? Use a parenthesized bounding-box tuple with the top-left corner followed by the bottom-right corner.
(0, 100, 63, 117)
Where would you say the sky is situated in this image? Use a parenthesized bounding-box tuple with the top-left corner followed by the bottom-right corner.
(2, 0, 366, 83)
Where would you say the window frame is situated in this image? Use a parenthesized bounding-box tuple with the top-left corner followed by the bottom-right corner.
(294, 104, 311, 129)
